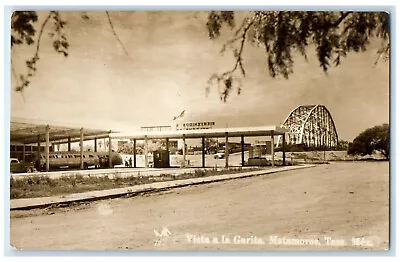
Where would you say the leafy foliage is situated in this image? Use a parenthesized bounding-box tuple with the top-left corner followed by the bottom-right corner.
(206, 11, 235, 39)
(11, 11, 69, 92)
(10, 11, 128, 92)
(11, 11, 38, 47)
(206, 11, 390, 101)
(336, 140, 350, 151)
(348, 124, 389, 159)
(11, 11, 390, 98)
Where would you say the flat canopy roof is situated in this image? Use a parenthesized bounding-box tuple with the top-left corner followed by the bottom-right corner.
(10, 120, 112, 145)
(110, 126, 288, 140)
(10, 117, 288, 145)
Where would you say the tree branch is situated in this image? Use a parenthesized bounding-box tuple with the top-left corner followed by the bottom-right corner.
(207, 21, 254, 101)
(225, 21, 253, 76)
(332, 11, 352, 27)
(374, 42, 390, 66)
(220, 35, 242, 53)
(11, 58, 26, 102)
(35, 12, 53, 60)
(10, 58, 19, 83)
(105, 11, 130, 57)
(14, 12, 53, 92)
(233, 17, 250, 37)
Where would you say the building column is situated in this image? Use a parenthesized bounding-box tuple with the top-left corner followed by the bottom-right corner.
(166, 138, 170, 167)
(94, 138, 97, 152)
(80, 128, 84, 169)
(133, 139, 137, 168)
(282, 134, 286, 166)
(22, 144, 25, 162)
(225, 132, 229, 168)
(45, 125, 50, 172)
(241, 135, 245, 167)
(67, 136, 71, 151)
(108, 133, 112, 168)
(144, 136, 148, 168)
(271, 134, 275, 167)
(37, 135, 41, 170)
(201, 136, 205, 168)
(182, 135, 186, 168)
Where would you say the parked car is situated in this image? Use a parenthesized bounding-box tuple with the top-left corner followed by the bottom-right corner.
(10, 158, 35, 173)
(214, 150, 226, 159)
(97, 151, 123, 168)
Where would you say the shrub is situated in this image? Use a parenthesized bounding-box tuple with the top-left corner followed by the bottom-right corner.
(348, 124, 389, 160)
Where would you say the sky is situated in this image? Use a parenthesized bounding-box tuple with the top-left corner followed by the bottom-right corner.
(10, 11, 390, 142)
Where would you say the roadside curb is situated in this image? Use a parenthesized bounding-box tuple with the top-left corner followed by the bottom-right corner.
(10, 165, 315, 210)
(10, 166, 257, 180)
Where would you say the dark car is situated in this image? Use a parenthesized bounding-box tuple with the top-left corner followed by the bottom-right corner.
(97, 152, 123, 168)
(214, 150, 226, 159)
(10, 158, 35, 173)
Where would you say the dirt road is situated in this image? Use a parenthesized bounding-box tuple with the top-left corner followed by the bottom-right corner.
(10, 161, 389, 251)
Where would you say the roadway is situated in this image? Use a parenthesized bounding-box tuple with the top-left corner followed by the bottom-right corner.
(10, 161, 389, 250)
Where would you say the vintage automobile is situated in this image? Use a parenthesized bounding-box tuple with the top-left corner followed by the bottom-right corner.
(10, 158, 35, 173)
(214, 149, 226, 159)
(96, 151, 123, 168)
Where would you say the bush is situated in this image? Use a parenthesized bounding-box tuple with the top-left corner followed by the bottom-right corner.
(348, 124, 389, 160)
(194, 169, 207, 177)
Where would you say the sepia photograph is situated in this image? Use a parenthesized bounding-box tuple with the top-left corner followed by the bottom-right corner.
(8, 9, 390, 252)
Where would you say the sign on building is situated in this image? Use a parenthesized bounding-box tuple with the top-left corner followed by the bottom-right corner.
(176, 121, 215, 130)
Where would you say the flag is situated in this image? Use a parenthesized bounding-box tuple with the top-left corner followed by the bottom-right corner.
(173, 110, 185, 120)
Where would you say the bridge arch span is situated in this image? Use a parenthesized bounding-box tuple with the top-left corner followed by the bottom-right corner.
(278, 104, 339, 148)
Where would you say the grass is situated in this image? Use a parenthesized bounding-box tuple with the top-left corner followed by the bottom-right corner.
(10, 167, 261, 199)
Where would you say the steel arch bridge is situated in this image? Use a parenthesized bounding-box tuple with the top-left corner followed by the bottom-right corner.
(277, 105, 339, 149)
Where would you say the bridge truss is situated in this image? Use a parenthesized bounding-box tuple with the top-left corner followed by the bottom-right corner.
(277, 105, 339, 149)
